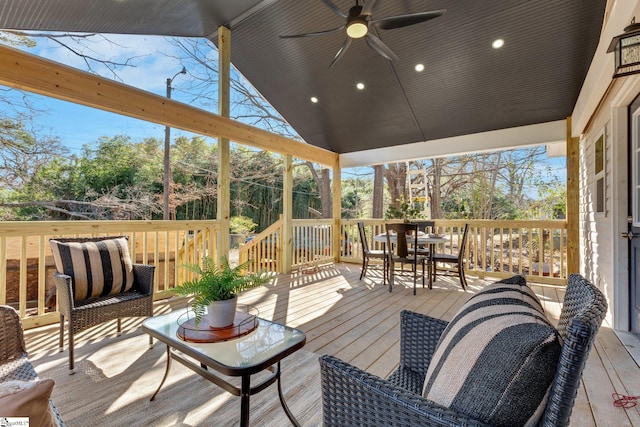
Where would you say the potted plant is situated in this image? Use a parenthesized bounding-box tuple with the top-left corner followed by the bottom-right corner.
(384, 196, 425, 221)
(173, 256, 271, 328)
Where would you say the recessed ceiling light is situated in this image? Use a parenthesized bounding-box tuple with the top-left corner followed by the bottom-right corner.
(310, 96, 318, 103)
(356, 82, 365, 90)
(492, 39, 504, 49)
(415, 63, 425, 72)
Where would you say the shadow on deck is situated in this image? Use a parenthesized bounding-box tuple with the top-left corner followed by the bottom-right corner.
(23, 263, 640, 426)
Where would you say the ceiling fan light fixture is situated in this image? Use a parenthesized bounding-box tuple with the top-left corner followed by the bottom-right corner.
(346, 4, 368, 38)
(347, 19, 368, 38)
(281, 1, 445, 67)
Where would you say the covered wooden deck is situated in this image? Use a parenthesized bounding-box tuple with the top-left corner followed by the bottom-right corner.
(24, 263, 640, 426)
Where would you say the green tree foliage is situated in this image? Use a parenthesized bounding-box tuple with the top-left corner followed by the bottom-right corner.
(341, 175, 373, 219)
(229, 216, 257, 234)
(0, 116, 68, 219)
(1, 111, 564, 225)
(77, 135, 159, 196)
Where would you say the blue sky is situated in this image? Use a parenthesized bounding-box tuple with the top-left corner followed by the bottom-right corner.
(3, 33, 213, 153)
(21, 96, 168, 153)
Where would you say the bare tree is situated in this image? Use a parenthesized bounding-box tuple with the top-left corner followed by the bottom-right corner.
(425, 155, 475, 219)
(0, 186, 161, 220)
(372, 165, 385, 218)
(2, 31, 140, 80)
(0, 116, 66, 190)
(385, 163, 407, 210)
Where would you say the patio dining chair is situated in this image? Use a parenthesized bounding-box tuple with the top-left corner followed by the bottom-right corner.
(357, 222, 386, 281)
(407, 220, 435, 256)
(431, 223, 469, 290)
(385, 223, 428, 295)
(320, 274, 608, 427)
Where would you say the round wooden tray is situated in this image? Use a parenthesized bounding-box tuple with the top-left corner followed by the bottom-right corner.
(177, 310, 258, 343)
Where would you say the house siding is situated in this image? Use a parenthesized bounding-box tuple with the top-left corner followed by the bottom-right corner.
(572, 0, 640, 332)
(580, 115, 615, 325)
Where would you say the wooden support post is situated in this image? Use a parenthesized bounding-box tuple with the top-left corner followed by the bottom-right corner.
(217, 26, 231, 264)
(282, 154, 293, 273)
(566, 116, 580, 275)
(332, 159, 342, 262)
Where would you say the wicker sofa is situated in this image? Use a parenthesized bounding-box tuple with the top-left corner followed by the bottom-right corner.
(320, 274, 608, 427)
(50, 236, 155, 371)
(0, 305, 66, 427)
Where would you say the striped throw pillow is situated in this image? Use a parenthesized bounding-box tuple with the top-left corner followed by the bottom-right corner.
(50, 237, 135, 301)
(422, 276, 561, 427)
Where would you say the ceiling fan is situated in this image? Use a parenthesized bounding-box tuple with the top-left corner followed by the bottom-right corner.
(280, 0, 446, 67)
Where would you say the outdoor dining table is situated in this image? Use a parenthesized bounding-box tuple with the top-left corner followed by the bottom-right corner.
(373, 232, 449, 289)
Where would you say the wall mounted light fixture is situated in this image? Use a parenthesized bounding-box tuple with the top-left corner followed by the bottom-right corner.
(608, 19, 640, 78)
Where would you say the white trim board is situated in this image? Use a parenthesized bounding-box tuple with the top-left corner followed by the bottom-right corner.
(340, 120, 566, 168)
(572, 0, 640, 136)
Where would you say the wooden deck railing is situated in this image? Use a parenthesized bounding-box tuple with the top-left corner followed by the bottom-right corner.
(0, 220, 219, 328)
(239, 219, 283, 273)
(238, 218, 335, 272)
(1, 217, 567, 328)
(291, 219, 334, 269)
(341, 219, 568, 285)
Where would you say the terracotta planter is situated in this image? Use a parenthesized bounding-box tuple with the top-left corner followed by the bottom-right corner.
(206, 295, 238, 328)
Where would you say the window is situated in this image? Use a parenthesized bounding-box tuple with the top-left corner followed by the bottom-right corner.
(594, 132, 605, 214)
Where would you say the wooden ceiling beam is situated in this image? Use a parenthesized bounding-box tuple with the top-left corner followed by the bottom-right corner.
(0, 44, 338, 167)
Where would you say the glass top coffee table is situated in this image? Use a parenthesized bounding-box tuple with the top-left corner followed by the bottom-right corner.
(142, 307, 306, 427)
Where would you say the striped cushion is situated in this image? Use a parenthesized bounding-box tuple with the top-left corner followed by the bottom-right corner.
(50, 237, 134, 301)
(422, 276, 561, 427)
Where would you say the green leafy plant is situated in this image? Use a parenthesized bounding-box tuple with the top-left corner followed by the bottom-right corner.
(384, 197, 425, 220)
(230, 216, 258, 234)
(172, 256, 271, 325)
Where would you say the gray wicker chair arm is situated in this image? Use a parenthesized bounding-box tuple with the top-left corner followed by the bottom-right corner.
(0, 306, 27, 362)
(52, 272, 75, 313)
(320, 354, 491, 427)
(0, 306, 67, 426)
(399, 310, 448, 371)
(132, 264, 155, 296)
(540, 273, 608, 427)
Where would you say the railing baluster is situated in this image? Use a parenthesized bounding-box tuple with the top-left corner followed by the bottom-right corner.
(0, 237, 6, 306)
(19, 236, 27, 317)
(38, 235, 46, 315)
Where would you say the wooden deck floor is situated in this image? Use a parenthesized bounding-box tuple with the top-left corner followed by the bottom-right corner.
(23, 263, 640, 426)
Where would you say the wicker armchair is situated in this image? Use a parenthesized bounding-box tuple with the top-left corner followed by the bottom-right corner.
(51, 237, 155, 371)
(0, 305, 66, 426)
(320, 274, 607, 427)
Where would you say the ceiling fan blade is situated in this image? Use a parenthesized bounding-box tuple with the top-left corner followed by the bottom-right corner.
(280, 25, 345, 38)
(365, 33, 399, 61)
(372, 10, 446, 30)
(321, 0, 347, 18)
(361, 0, 380, 16)
(330, 37, 353, 68)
